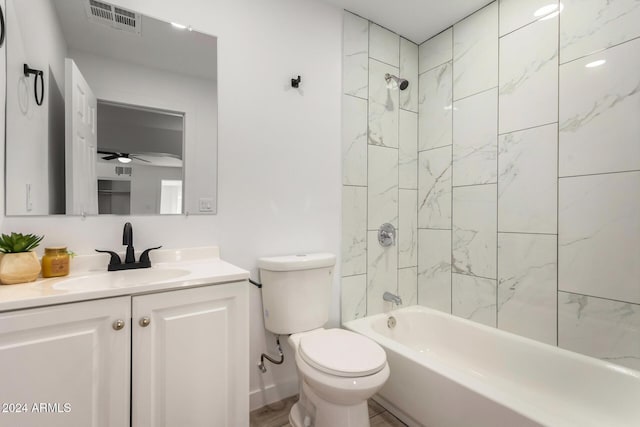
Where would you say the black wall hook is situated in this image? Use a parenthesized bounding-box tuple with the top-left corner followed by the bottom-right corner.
(291, 75, 301, 88)
(23, 64, 44, 106)
(0, 4, 5, 48)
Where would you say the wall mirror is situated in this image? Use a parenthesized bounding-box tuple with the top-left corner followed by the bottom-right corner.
(5, 0, 218, 216)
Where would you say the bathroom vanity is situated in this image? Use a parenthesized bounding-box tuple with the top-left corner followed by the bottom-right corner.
(0, 247, 249, 427)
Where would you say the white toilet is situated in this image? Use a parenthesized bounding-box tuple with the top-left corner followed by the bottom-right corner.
(258, 253, 389, 427)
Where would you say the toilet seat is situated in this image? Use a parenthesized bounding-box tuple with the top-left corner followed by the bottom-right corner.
(298, 329, 386, 378)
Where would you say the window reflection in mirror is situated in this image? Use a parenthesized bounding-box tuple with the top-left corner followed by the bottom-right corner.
(4, 0, 217, 216)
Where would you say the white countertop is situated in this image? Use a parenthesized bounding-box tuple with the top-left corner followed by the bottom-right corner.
(0, 247, 249, 312)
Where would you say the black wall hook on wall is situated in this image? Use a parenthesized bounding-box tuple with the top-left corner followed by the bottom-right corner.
(0, 4, 5, 48)
(24, 64, 44, 106)
(291, 75, 301, 88)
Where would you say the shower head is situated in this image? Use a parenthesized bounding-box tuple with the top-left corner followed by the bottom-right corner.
(385, 73, 409, 91)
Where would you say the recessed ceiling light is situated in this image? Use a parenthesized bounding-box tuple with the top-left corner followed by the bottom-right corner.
(171, 22, 187, 30)
(585, 59, 606, 68)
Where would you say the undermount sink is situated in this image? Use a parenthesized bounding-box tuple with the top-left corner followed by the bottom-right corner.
(53, 268, 191, 291)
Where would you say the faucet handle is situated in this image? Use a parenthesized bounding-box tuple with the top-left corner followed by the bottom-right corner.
(139, 246, 162, 265)
(95, 249, 122, 267)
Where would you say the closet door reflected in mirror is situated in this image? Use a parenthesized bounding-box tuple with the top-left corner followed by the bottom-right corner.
(4, 0, 218, 216)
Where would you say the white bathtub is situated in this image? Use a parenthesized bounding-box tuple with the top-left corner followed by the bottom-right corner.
(344, 305, 640, 427)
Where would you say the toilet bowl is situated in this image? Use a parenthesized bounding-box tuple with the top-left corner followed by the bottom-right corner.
(288, 328, 389, 427)
(257, 253, 390, 426)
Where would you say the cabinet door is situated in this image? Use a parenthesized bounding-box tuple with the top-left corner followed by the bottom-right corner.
(132, 282, 248, 427)
(0, 297, 131, 427)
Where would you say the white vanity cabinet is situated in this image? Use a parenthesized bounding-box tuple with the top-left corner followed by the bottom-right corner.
(0, 296, 131, 427)
(0, 280, 248, 427)
(132, 281, 249, 426)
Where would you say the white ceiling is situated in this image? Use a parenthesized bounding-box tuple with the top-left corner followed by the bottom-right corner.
(321, 0, 493, 43)
(52, 0, 217, 80)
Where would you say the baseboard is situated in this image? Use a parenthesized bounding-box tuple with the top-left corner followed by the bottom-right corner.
(250, 379, 298, 411)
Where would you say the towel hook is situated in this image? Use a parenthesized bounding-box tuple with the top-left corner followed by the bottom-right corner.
(0, 4, 5, 48)
(23, 64, 44, 106)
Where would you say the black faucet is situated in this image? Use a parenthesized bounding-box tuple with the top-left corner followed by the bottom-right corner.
(96, 222, 162, 271)
(123, 222, 135, 264)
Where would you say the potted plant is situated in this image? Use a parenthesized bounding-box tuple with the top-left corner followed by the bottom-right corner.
(0, 232, 44, 285)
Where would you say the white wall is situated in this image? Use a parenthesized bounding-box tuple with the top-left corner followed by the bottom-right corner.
(69, 49, 216, 215)
(0, 0, 343, 410)
(5, 0, 67, 215)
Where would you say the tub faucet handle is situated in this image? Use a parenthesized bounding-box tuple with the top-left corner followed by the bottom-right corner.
(378, 223, 396, 247)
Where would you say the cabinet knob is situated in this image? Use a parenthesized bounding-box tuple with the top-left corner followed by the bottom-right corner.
(139, 316, 151, 327)
(113, 319, 125, 331)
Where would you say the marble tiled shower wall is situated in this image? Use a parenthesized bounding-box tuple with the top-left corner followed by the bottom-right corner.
(416, 0, 640, 370)
(342, 1, 640, 370)
(341, 12, 419, 321)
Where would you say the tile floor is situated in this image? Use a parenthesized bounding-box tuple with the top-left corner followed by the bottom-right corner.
(249, 396, 407, 427)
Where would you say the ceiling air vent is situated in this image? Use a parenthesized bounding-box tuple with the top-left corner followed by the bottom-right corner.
(85, 0, 141, 35)
(115, 166, 132, 176)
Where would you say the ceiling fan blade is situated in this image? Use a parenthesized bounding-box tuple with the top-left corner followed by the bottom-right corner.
(102, 155, 119, 160)
(131, 155, 151, 163)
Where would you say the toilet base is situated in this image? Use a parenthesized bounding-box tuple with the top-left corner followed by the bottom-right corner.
(289, 380, 370, 427)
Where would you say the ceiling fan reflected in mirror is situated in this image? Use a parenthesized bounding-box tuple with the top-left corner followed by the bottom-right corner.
(98, 150, 150, 164)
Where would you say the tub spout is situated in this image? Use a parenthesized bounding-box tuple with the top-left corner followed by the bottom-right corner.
(383, 291, 402, 307)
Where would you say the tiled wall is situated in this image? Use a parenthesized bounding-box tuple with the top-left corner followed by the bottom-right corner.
(342, 0, 640, 370)
(416, 0, 640, 370)
(341, 12, 419, 320)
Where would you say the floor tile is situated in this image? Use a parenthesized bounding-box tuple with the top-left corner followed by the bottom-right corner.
(251, 396, 398, 426)
(249, 395, 297, 427)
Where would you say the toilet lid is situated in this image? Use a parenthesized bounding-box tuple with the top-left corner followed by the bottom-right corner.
(299, 329, 386, 378)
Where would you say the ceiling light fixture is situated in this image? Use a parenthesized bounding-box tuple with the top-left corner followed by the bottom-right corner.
(117, 156, 132, 164)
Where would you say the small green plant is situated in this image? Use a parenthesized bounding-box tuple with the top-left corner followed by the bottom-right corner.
(0, 232, 44, 253)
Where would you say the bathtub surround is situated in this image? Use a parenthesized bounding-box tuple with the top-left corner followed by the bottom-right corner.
(558, 0, 640, 64)
(416, 0, 640, 370)
(452, 2, 498, 101)
(417, 229, 451, 312)
(343, 0, 640, 371)
(417, 62, 452, 152)
(558, 38, 640, 177)
(342, 12, 419, 320)
(498, 124, 557, 234)
(498, 233, 557, 345)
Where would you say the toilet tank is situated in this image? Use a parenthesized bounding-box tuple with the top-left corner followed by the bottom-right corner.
(258, 253, 336, 335)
